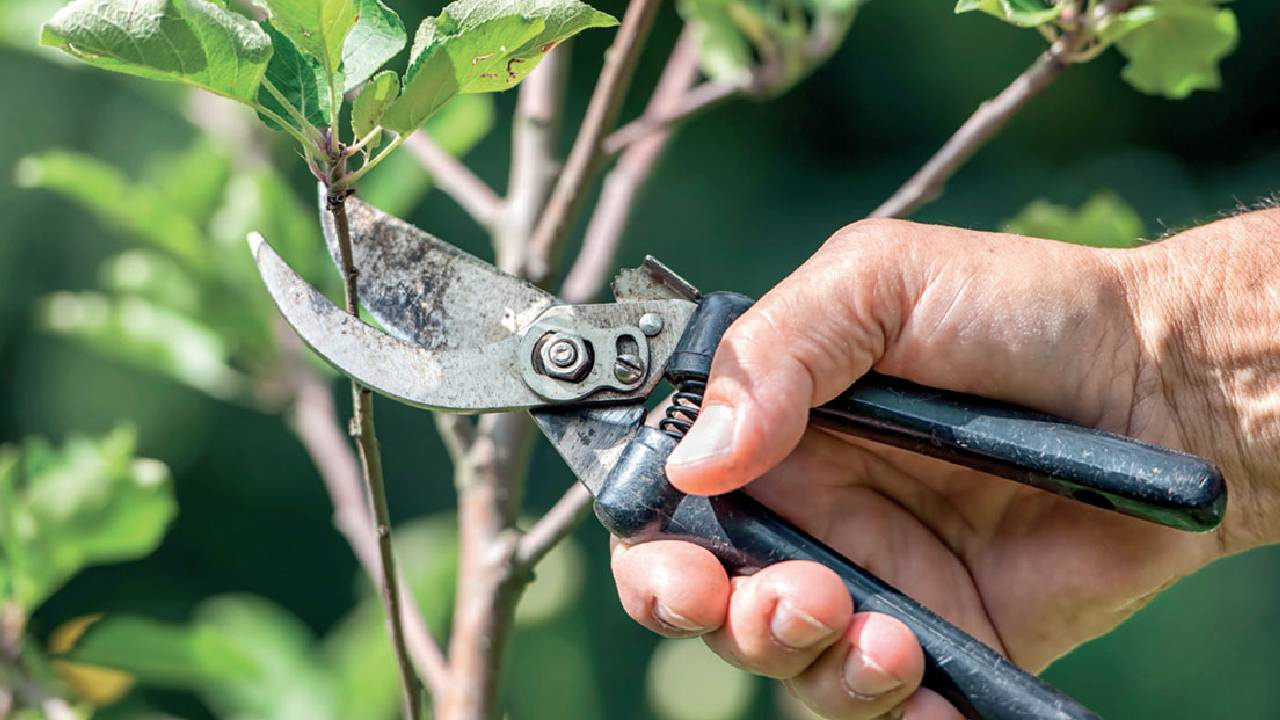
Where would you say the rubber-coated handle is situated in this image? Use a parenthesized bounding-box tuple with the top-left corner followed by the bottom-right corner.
(594, 428, 1099, 720)
(813, 372, 1225, 531)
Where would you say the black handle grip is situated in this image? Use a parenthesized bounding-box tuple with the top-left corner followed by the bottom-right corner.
(595, 428, 1099, 720)
(813, 372, 1225, 531)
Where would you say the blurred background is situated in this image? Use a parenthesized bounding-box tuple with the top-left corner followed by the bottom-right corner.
(2, 0, 1279, 718)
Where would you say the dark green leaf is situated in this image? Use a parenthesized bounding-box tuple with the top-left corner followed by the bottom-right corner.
(341, 0, 407, 91)
(40, 0, 272, 103)
(257, 25, 332, 130)
(954, 0, 1061, 27)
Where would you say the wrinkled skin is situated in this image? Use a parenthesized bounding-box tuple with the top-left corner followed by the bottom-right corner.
(610, 210, 1280, 719)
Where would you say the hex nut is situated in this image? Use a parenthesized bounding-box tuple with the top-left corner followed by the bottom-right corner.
(536, 332, 592, 382)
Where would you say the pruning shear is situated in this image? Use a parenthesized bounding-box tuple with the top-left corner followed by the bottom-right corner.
(250, 197, 1226, 720)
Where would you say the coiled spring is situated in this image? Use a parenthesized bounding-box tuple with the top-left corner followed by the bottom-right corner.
(658, 379, 707, 439)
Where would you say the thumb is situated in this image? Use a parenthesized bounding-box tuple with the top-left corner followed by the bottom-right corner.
(665, 220, 919, 495)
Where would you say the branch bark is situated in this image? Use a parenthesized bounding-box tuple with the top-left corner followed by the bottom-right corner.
(601, 78, 737, 157)
(524, 0, 663, 283)
(870, 32, 1078, 219)
(405, 132, 504, 230)
(283, 351, 450, 696)
(562, 27, 708, 304)
(328, 189, 423, 720)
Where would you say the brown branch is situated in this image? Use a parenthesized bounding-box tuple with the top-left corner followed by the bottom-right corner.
(602, 78, 738, 157)
(404, 132, 504, 229)
(515, 482, 593, 569)
(561, 27, 705, 304)
(283, 352, 450, 697)
(328, 191, 423, 720)
(524, 0, 663, 283)
(870, 32, 1079, 219)
(497, 45, 570, 274)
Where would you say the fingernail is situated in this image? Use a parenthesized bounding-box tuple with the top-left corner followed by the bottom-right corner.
(771, 600, 836, 649)
(843, 647, 903, 699)
(653, 602, 708, 635)
(668, 404, 735, 467)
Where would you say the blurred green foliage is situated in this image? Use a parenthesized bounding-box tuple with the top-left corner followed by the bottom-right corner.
(2, 0, 1280, 718)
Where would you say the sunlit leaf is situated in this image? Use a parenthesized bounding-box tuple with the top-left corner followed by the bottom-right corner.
(954, 0, 1062, 27)
(382, 0, 616, 132)
(1, 428, 175, 609)
(39, 292, 246, 399)
(254, 0, 356, 91)
(342, 0, 407, 91)
(40, 0, 272, 103)
(16, 151, 207, 269)
(258, 25, 333, 130)
(351, 70, 400, 148)
(1001, 191, 1145, 248)
(1107, 0, 1238, 99)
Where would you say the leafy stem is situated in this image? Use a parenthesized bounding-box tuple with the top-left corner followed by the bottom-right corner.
(333, 133, 405, 191)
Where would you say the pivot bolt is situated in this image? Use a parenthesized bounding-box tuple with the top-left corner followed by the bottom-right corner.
(536, 333, 592, 382)
(638, 313, 664, 337)
(547, 338, 578, 368)
(614, 353, 645, 385)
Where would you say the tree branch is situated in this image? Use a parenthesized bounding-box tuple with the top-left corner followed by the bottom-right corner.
(515, 482, 593, 570)
(561, 27, 706, 305)
(602, 78, 738, 157)
(870, 32, 1079, 219)
(404, 132, 504, 230)
(498, 45, 570, 274)
(282, 350, 451, 698)
(328, 190, 423, 720)
(524, 0, 663, 283)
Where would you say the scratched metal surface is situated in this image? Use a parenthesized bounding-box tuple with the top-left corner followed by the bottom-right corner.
(252, 231, 697, 412)
(321, 192, 554, 350)
(532, 405, 647, 495)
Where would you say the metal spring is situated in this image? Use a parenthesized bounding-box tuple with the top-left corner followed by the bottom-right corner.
(659, 380, 706, 439)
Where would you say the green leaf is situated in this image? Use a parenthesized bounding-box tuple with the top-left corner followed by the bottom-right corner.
(647, 639, 755, 720)
(257, 25, 332, 131)
(1001, 191, 1145, 248)
(254, 0, 356, 91)
(16, 151, 207, 269)
(60, 615, 251, 687)
(341, 0, 407, 91)
(1, 428, 175, 609)
(954, 0, 1061, 27)
(351, 70, 400, 147)
(382, 0, 617, 132)
(40, 0, 272, 103)
(39, 292, 246, 399)
(1109, 0, 1238, 99)
(359, 94, 494, 215)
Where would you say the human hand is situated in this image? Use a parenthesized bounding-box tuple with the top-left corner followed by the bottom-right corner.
(611, 211, 1280, 718)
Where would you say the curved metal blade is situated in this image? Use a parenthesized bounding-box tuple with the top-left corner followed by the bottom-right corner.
(251, 232, 544, 412)
(320, 192, 553, 349)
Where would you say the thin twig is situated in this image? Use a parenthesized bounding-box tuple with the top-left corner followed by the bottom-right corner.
(524, 0, 664, 283)
(602, 79, 739, 157)
(281, 343, 450, 696)
(328, 191, 423, 720)
(870, 32, 1080, 219)
(405, 132, 505, 229)
(562, 28, 705, 304)
(514, 482, 593, 570)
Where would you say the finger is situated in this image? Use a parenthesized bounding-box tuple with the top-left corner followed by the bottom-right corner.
(899, 688, 965, 720)
(702, 561, 852, 678)
(786, 611, 925, 720)
(666, 220, 918, 495)
(610, 539, 730, 637)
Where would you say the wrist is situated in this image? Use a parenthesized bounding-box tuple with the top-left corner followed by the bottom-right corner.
(1116, 210, 1280, 552)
